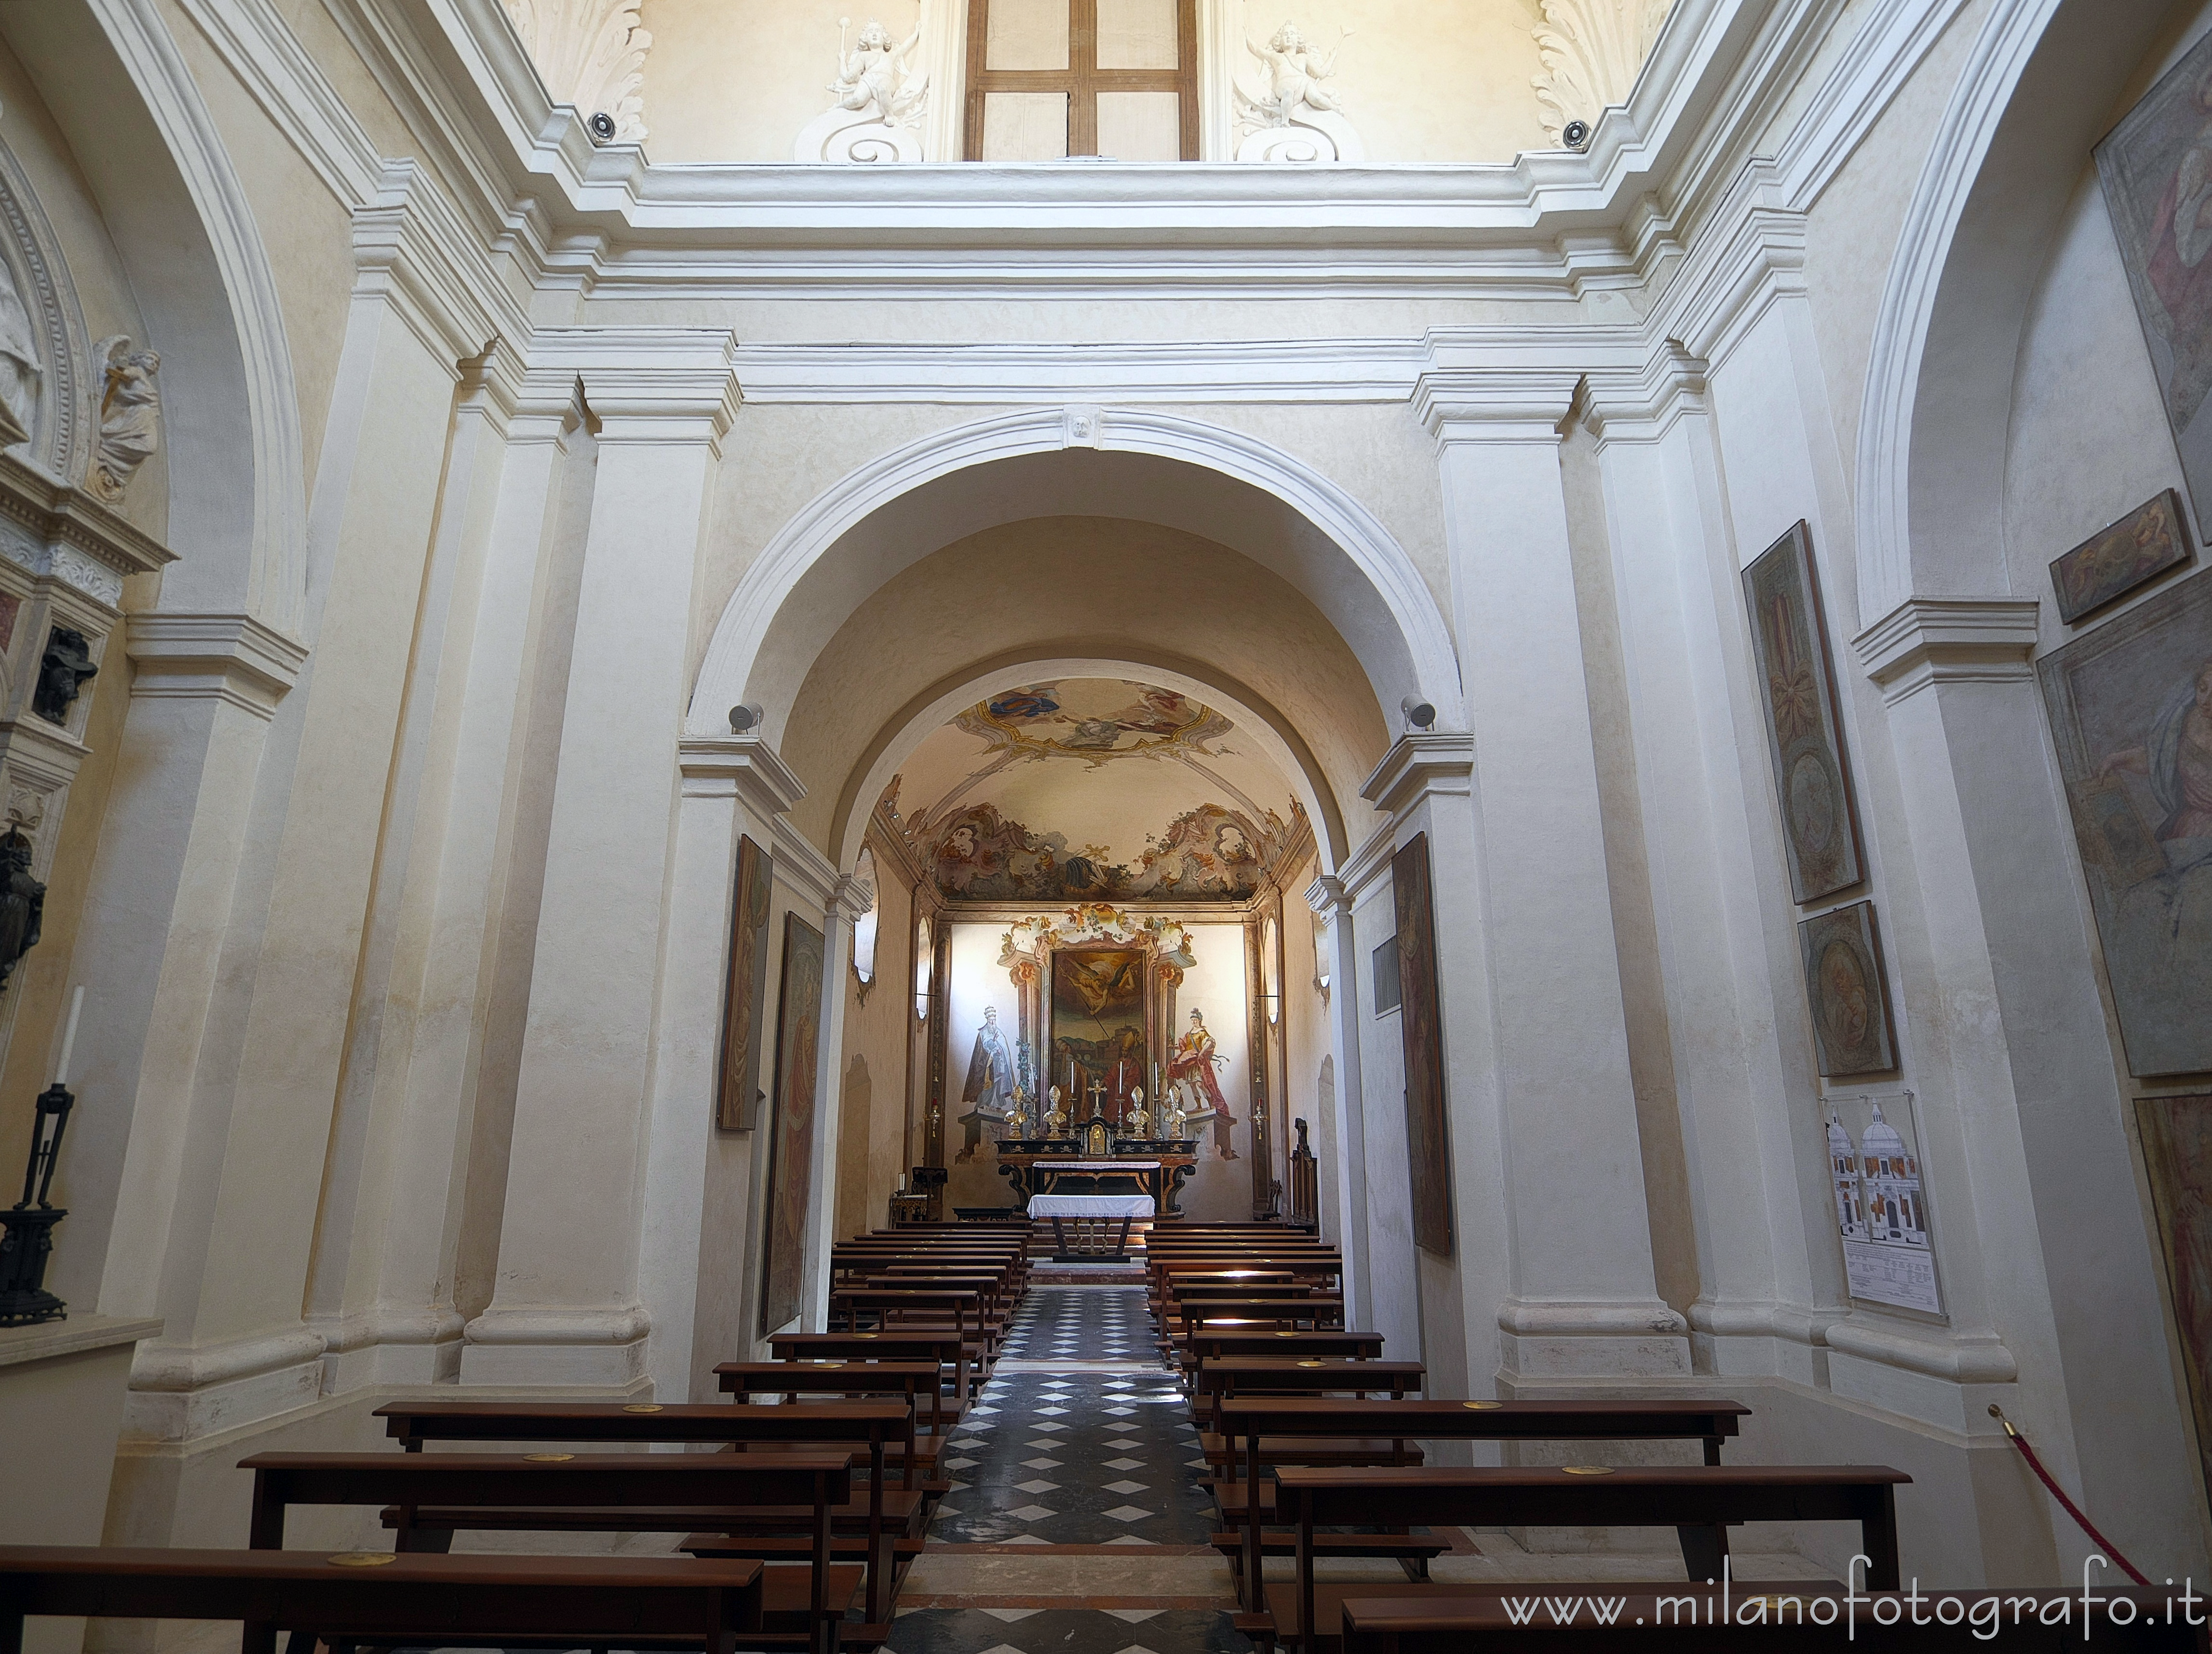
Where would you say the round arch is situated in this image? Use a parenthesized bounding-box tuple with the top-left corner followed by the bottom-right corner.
(687, 407, 1465, 743)
(1856, 0, 2180, 618)
(829, 653, 1352, 876)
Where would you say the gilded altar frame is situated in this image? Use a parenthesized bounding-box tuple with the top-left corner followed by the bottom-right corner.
(1038, 936, 1165, 1127)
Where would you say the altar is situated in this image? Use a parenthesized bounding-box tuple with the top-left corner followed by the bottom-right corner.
(996, 1140, 1200, 1216)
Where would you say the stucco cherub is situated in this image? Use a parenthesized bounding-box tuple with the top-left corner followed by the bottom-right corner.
(831, 17, 929, 130)
(1242, 21, 1351, 129)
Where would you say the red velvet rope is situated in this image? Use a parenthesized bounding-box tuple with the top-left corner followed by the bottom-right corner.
(1998, 1416, 2151, 1586)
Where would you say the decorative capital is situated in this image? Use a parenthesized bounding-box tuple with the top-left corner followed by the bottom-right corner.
(526, 327, 742, 450)
(1579, 341, 1709, 445)
(1360, 732, 1476, 819)
(126, 611, 309, 719)
(679, 734, 807, 820)
(1413, 369, 1580, 444)
(1305, 872, 1352, 919)
(1851, 596, 2041, 707)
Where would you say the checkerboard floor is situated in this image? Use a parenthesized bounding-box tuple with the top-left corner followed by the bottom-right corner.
(997, 1285, 1155, 1362)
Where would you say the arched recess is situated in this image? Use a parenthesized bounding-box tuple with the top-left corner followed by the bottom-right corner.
(1856, 0, 2178, 615)
(688, 408, 1464, 745)
(0, 0, 308, 628)
(829, 654, 1351, 876)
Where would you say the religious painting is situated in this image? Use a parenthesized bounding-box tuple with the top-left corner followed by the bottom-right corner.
(2135, 1094, 2212, 1511)
(1743, 522, 1866, 904)
(2098, 31, 2212, 517)
(1392, 834, 1452, 1256)
(2038, 569, 2212, 1074)
(1167, 1003, 1238, 1163)
(931, 799, 1281, 902)
(759, 913, 824, 1335)
(2051, 489, 2195, 624)
(954, 1002, 1019, 1165)
(1796, 901, 1899, 1078)
(1050, 945, 1149, 1125)
(1825, 1093, 1943, 1318)
(716, 835, 773, 1131)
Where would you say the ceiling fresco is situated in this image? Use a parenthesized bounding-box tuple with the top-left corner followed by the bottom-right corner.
(886, 678, 1301, 903)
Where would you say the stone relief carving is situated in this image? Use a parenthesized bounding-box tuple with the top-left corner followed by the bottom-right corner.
(88, 337, 160, 502)
(0, 828, 43, 993)
(32, 627, 95, 725)
(1234, 21, 1364, 164)
(500, 0, 653, 144)
(795, 19, 928, 163)
(1530, 0, 1675, 147)
(0, 258, 39, 451)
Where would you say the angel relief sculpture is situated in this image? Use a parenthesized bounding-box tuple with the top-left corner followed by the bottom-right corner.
(1235, 21, 1364, 163)
(797, 17, 929, 162)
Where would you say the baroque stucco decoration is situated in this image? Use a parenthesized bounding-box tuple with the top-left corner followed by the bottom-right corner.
(795, 19, 929, 163)
(1235, 21, 1365, 163)
(501, 0, 653, 143)
(1530, 0, 1675, 146)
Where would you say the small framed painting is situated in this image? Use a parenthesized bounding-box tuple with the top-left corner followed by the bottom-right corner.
(1392, 834, 1452, 1257)
(2050, 489, 2193, 625)
(1743, 522, 1866, 905)
(717, 835, 773, 1131)
(1797, 900, 1899, 1078)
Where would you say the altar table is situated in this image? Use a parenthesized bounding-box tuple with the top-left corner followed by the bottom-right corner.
(996, 1144, 1198, 1214)
(1027, 1192, 1155, 1261)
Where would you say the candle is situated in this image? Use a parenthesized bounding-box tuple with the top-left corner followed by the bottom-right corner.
(53, 985, 83, 1086)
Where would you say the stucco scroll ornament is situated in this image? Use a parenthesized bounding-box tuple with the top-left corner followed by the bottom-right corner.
(88, 337, 160, 503)
(501, 0, 653, 143)
(1235, 22, 1365, 164)
(0, 257, 40, 451)
(1529, 0, 1675, 148)
(795, 18, 928, 163)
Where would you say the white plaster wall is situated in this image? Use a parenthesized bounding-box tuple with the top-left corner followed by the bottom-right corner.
(1352, 878, 1417, 1355)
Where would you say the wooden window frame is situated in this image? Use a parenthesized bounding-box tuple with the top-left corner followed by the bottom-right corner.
(964, 0, 1200, 161)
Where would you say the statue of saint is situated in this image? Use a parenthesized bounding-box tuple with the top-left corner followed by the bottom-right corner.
(1043, 1084, 1070, 1138)
(831, 19, 928, 130)
(1123, 1086, 1151, 1139)
(90, 337, 162, 501)
(955, 1004, 1016, 1162)
(1166, 1006, 1238, 1159)
(0, 257, 40, 447)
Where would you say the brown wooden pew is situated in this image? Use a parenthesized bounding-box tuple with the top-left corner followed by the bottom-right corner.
(1215, 1397, 1753, 1608)
(240, 1451, 856, 1654)
(718, 1360, 952, 1444)
(0, 1547, 769, 1654)
(368, 1401, 916, 1627)
(1262, 1464, 1910, 1654)
(769, 1331, 975, 1404)
(828, 1289, 984, 1365)
(1336, 1589, 2192, 1653)
(1188, 1357, 1425, 1433)
(1176, 1295, 1347, 1343)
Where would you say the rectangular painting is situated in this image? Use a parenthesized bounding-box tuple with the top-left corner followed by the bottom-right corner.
(1827, 1091, 1943, 1318)
(1743, 522, 1866, 905)
(1050, 946, 1148, 1125)
(759, 912, 824, 1336)
(2038, 569, 2212, 1075)
(2050, 489, 2194, 624)
(2134, 1095, 2212, 1513)
(717, 835, 773, 1131)
(1797, 900, 1899, 1078)
(2098, 31, 2212, 519)
(1392, 834, 1452, 1257)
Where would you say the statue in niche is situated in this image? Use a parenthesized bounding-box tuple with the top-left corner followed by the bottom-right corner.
(32, 628, 96, 725)
(954, 1003, 1016, 1162)
(830, 18, 928, 131)
(1241, 22, 1350, 129)
(0, 829, 44, 992)
(89, 337, 161, 502)
(0, 257, 40, 447)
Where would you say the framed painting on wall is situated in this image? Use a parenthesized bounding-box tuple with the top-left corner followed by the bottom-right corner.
(2097, 29, 2212, 519)
(1796, 900, 1899, 1078)
(759, 912, 825, 1336)
(2135, 1094, 2212, 1513)
(717, 834, 773, 1131)
(2038, 568, 2212, 1075)
(1050, 945, 1152, 1125)
(1392, 833, 1452, 1257)
(2050, 489, 2194, 624)
(1743, 521, 1866, 905)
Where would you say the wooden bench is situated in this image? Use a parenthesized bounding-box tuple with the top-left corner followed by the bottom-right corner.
(770, 1331, 975, 1403)
(1189, 1358, 1425, 1434)
(827, 1290, 984, 1366)
(718, 1360, 952, 1444)
(368, 1401, 917, 1626)
(240, 1451, 857, 1654)
(0, 1546, 769, 1654)
(1214, 1397, 1752, 1605)
(1336, 1588, 2191, 1652)
(1261, 1464, 1910, 1654)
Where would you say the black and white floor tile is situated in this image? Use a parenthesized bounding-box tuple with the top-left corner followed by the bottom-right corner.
(998, 1287, 1155, 1363)
(886, 1607, 1252, 1654)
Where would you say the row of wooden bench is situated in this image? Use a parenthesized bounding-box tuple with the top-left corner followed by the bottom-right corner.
(1145, 1224, 1956, 1654)
(0, 1226, 1022, 1654)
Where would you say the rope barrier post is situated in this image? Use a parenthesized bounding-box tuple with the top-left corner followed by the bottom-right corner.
(1988, 1406, 2151, 1586)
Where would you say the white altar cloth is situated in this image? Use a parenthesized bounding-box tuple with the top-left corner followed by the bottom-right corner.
(1028, 1193, 1155, 1219)
(1031, 1160, 1160, 1171)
